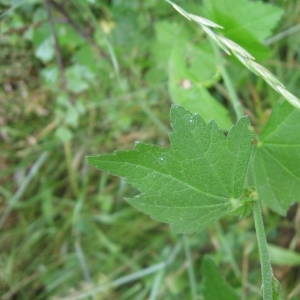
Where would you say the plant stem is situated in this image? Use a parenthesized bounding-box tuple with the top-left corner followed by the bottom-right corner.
(60, 242, 182, 300)
(214, 222, 241, 279)
(210, 41, 244, 119)
(140, 101, 170, 135)
(44, 0, 68, 95)
(0, 152, 48, 229)
(149, 268, 164, 300)
(183, 235, 197, 300)
(252, 200, 273, 300)
(64, 142, 80, 197)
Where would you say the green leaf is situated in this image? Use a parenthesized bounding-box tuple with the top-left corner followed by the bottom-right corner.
(87, 106, 253, 233)
(202, 256, 239, 300)
(269, 244, 300, 266)
(203, 0, 283, 59)
(185, 42, 220, 85)
(147, 20, 192, 83)
(35, 37, 54, 63)
(57, 24, 84, 48)
(168, 46, 232, 130)
(253, 101, 300, 215)
(65, 65, 94, 93)
(73, 45, 97, 74)
(272, 276, 282, 300)
(55, 126, 73, 143)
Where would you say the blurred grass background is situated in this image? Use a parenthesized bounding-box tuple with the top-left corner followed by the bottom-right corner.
(0, 0, 300, 299)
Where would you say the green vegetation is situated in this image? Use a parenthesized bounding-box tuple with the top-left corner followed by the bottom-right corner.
(1, 0, 300, 299)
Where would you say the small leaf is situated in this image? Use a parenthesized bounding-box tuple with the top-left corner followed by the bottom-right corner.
(149, 20, 192, 80)
(230, 198, 252, 219)
(168, 46, 232, 130)
(202, 256, 239, 300)
(35, 37, 54, 63)
(253, 101, 300, 215)
(272, 276, 282, 300)
(269, 244, 300, 266)
(55, 126, 73, 143)
(203, 0, 283, 59)
(87, 106, 253, 233)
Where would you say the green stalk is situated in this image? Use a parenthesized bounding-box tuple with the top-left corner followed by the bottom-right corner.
(210, 41, 244, 119)
(61, 242, 182, 300)
(149, 269, 164, 300)
(183, 235, 197, 300)
(211, 35, 273, 299)
(140, 101, 170, 135)
(252, 200, 273, 300)
(0, 151, 48, 229)
(214, 222, 241, 279)
(64, 141, 80, 197)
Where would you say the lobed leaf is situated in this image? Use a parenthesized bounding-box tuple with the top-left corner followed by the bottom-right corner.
(253, 101, 300, 215)
(87, 106, 253, 233)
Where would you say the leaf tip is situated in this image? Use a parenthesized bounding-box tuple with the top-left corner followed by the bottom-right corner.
(235, 115, 252, 129)
(86, 155, 95, 165)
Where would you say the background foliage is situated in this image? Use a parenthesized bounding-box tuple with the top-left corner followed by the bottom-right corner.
(1, 0, 300, 299)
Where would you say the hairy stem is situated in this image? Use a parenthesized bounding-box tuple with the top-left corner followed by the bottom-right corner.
(252, 200, 273, 300)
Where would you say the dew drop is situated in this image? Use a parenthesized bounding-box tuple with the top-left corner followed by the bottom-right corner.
(189, 119, 193, 123)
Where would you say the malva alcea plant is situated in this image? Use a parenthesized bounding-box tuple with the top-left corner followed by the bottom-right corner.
(87, 1, 300, 299)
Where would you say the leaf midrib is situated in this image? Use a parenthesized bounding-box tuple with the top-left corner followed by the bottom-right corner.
(260, 109, 295, 142)
(264, 146, 300, 183)
(259, 150, 283, 213)
(177, 114, 232, 198)
(129, 200, 229, 209)
(117, 160, 229, 202)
